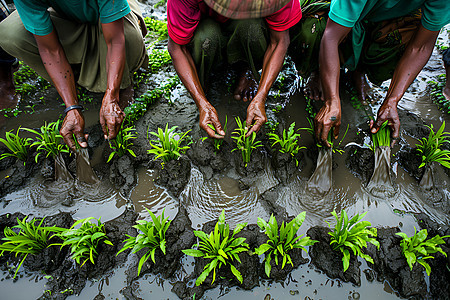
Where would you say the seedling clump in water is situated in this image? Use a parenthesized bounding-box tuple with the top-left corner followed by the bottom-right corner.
(53, 217, 113, 267)
(231, 117, 262, 167)
(147, 124, 191, 163)
(327, 210, 379, 272)
(255, 212, 317, 277)
(23, 120, 69, 162)
(107, 124, 137, 162)
(396, 228, 449, 275)
(117, 208, 171, 276)
(0, 217, 61, 278)
(201, 116, 228, 152)
(182, 209, 249, 286)
(268, 122, 305, 166)
(415, 122, 450, 168)
(0, 127, 32, 165)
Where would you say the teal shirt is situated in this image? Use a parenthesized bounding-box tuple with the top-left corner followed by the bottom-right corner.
(328, 0, 450, 70)
(15, 0, 131, 36)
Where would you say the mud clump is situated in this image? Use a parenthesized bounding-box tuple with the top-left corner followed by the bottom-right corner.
(307, 226, 361, 286)
(271, 151, 303, 185)
(0, 153, 41, 198)
(415, 213, 450, 300)
(40, 209, 137, 299)
(151, 155, 191, 197)
(125, 207, 195, 283)
(397, 147, 424, 181)
(23, 213, 73, 273)
(345, 146, 374, 184)
(172, 223, 263, 300)
(365, 227, 427, 299)
(109, 154, 137, 196)
(187, 139, 233, 179)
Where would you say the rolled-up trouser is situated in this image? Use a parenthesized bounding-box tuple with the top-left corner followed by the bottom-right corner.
(289, 0, 421, 85)
(0, 3, 15, 65)
(189, 18, 268, 87)
(0, 0, 148, 92)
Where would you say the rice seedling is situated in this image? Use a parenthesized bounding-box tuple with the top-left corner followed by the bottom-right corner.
(327, 210, 379, 272)
(23, 120, 69, 162)
(415, 122, 450, 168)
(255, 212, 317, 277)
(107, 124, 137, 162)
(396, 228, 449, 276)
(0, 216, 62, 277)
(147, 124, 191, 163)
(117, 208, 171, 276)
(300, 118, 348, 154)
(371, 120, 391, 149)
(182, 210, 249, 286)
(0, 127, 32, 165)
(231, 117, 263, 167)
(53, 217, 113, 267)
(268, 122, 305, 166)
(201, 116, 228, 152)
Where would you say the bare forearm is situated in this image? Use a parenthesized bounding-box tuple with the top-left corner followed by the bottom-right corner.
(384, 28, 439, 105)
(256, 30, 290, 100)
(34, 32, 77, 108)
(168, 38, 209, 109)
(102, 19, 126, 100)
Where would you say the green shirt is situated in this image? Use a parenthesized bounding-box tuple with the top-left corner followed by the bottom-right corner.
(328, 0, 450, 69)
(15, 0, 131, 36)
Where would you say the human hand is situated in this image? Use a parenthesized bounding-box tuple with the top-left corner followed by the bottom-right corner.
(60, 109, 88, 151)
(245, 97, 267, 137)
(314, 101, 341, 147)
(370, 100, 400, 146)
(199, 103, 225, 138)
(100, 93, 125, 140)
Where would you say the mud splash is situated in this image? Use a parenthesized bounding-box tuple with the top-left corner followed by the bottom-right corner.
(307, 148, 333, 195)
(366, 147, 396, 197)
(75, 148, 99, 184)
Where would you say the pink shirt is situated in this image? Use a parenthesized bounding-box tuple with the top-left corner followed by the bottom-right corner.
(167, 0, 302, 45)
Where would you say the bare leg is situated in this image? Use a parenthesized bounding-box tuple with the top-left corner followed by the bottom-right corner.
(118, 85, 134, 110)
(303, 70, 323, 101)
(443, 62, 450, 101)
(0, 62, 18, 110)
(352, 69, 380, 105)
(233, 68, 258, 102)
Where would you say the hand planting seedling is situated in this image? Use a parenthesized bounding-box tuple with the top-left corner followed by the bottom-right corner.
(182, 209, 249, 286)
(23, 120, 69, 162)
(0, 216, 62, 278)
(396, 228, 449, 276)
(327, 210, 379, 272)
(0, 127, 32, 165)
(231, 117, 262, 167)
(107, 124, 137, 162)
(255, 212, 317, 277)
(301, 118, 348, 154)
(147, 124, 191, 163)
(371, 120, 391, 149)
(268, 122, 306, 166)
(415, 122, 450, 169)
(201, 116, 228, 152)
(53, 217, 113, 267)
(117, 208, 171, 276)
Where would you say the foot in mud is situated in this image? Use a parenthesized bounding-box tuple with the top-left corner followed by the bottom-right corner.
(233, 69, 258, 102)
(118, 85, 134, 110)
(352, 70, 380, 105)
(303, 70, 323, 101)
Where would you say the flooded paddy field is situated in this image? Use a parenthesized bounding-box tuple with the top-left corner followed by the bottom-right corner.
(0, 1, 449, 300)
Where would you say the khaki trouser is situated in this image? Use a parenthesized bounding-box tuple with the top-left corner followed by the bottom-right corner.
(0, 0, 148, 92)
